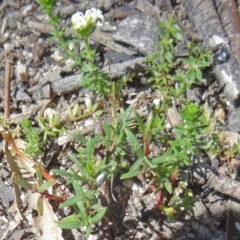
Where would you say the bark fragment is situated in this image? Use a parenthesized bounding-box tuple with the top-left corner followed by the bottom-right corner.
(181, 0, 226, 41)
(215, 0, 240, 65)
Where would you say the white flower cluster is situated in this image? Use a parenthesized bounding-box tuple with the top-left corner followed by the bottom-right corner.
(71, 8, 104, 32)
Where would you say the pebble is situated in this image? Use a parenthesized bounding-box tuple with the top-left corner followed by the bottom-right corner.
(87, 235, 98, 240)
(32, 42, 47, 63)
(16, 61, 28, 82)
(8, 16, 17, 29)
(114, 185, 121, 193)
(123, 179, 133, 189)
(27, 33, 38, 44)
(84, 118, 94, 127)
(3, 43, 14, 51)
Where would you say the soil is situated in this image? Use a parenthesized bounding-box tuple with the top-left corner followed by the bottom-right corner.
(0, 0, 240, 240)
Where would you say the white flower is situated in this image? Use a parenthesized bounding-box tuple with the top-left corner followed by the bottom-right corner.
(71, 12, 87, 31)
(85, 8, 104, 25)
(71, 8, 104, 33)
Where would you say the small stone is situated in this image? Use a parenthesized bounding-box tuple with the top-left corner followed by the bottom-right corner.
(13, 87, 31, 101)
(87, 235, 98, 240)
(16, 61, 28, 82)
(96, 173, 106, 185)
(51, 50, 63, 62)
(27, 33, 38, 44)
(32, 42, 47, 63)
(8, 17, 17, 29)
(31, 84, 51, 100)
(114, 185, 121, 193)
(58, 134, 74, 146)
(123, 179, 133, 189)
(3, 43, 14, 51)
(84, 118, 94, 127)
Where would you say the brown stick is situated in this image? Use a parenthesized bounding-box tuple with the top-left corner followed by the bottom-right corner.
(4, 59, 12, 119)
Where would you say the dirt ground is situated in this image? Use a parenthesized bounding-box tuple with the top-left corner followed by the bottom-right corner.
(1, 0, 240, 239)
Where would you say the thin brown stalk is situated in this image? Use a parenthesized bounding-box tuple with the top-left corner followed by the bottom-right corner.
(4, 58, 12, 119)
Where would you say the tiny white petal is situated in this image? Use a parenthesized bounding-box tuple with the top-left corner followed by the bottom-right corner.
(44, 108, 59, 119)
(153, 98, 161, 106)
(72, 12, 84, 25)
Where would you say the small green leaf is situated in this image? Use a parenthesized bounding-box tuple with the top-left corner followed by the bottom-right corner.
(11, 172, 33, 190)
(51, 169, 73, 178)
(164, 180, 172, 194)
(90, 207, 107, 224)
(36, 163, 43, 186)
(71, 133, 87, 144)
(196, 68, 202, 81)
(121, 158, 143, 179)
(60, 195, 81, 208)
(37, 196, 43, 216)
(152, 154, 174, 164)
(102, 122, 111, 139)
(121, 106, 133, 125)
(158, 204, 176, 221)
(187, 68, 195, 81)
(125, 128, 144, 158)
(56, 215, 83, 229)
(135, 111, 145, 135)
(168, 194, 179, 206)
(38, 181, 55, 193)
(73, 180, 85, 196)
(72, 104, 79, 116)
(4, 144, 21, 175)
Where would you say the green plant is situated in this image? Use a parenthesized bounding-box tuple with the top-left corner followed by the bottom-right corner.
(147, 15, 212, 103)
(52, 104, 135, 233)
(9, 158, 61, 216)
(152, 102, 211, 180)
(23, 2, 218, 234)
(139, 16, 214, 218)
(181, 40, 212, 86)
(37, 0, 111, 97)
(66, 101, 103, 122)
(121, 102, 213, 219)
(227, 139, 240, 158)
(57, 180, 107, 238)
(38, 110, 65, 143)
(147, 15, 180, 96)
(20, 119, 43, 157)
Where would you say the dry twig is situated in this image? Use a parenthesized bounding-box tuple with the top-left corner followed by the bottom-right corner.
(4, 58, 12, 119)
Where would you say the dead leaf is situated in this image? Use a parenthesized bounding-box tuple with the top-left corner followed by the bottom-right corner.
(2, 131, 56, 183)
(34, 198, 64, 240)
(214, 107, 226, 123)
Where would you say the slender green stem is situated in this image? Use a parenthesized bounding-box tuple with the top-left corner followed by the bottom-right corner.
(46, 9, 79, 64)
(84, 38, 95, 72)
